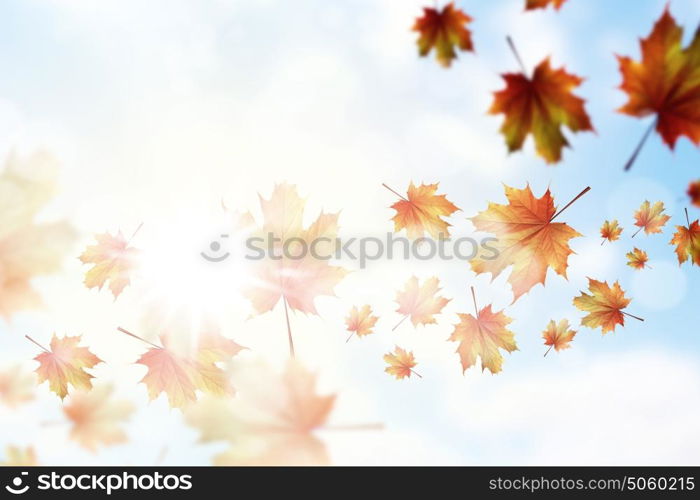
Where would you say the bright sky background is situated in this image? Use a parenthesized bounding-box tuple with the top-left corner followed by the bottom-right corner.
(1, 0, 699, 465)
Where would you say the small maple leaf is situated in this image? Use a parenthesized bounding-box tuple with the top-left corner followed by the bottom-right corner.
(670, 209, 700, 267)
(600, 219, 623, 244)
(490, 53, 593, 163)
(573, 278, 642, 334)
(28, 334, 102, 400)
(385, 182, 460, 239)
(617, 7, 700, 170)
(632, 200, 670, 237)
(394, 276, 450, 329)
(1, 445, 37, 466)
(384, 346, 420, 380)
(687, 181, 700, 208)
(344, 305, 378, 342)
(470, 184, 587, 302)
(449, 288, 517, 374)
(526, 0, 567, 10)
(0, 367, 34, 407)
(413, 3, 474, 68)
(542, 319, 576, 356)
(626, 247, 650, 270)
(63, 384, 134, 452)
(79, 227, 141, 299)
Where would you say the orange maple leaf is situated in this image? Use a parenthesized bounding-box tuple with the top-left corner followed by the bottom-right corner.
(384, 346, 420, 380)
(687, 181, 700, 208)
(385, 182, 460, 239)
(526, 0, 567, 10)
(344, 305, 378, 342)
(600, 219, 623, 244)
(29, 334, 102, 400)
(670, 209, 700, 267)
(626, 247, 650, 270)
(63, 384, 134, 452)
(0, 367, 34, 408)
(617, 7, 700, 170)
(573, 278, 641, 334)
(542, 319, 576, 356)
(79, 227, 141, 299)
(470, 184, 586, 302)
(394, 276, 450, 329)
(413, 3, 473, 68)
(449, 289, 517, 374)
(1, 446, 37, 466)
(490, 55, 593, 163)
(632, 200, 670, 237)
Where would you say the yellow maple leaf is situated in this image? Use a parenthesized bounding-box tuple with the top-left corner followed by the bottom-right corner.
(632, 200, 670, 237)
(63, 384, 134, 452)
(344, 305, 378, 342)
(670, 210, 700, 267)
(385, 182, 460, 239)
(0, 366, 35, 407)
(600, 219, 623, 244)
(384, 346, 420, 380)
(29, 334, 102, 400)
(1, 445, 37, 466)
(573, 278, 642, 334)
(626, 247, 650, 270)
(542, 319, 576, 356)
(394, 276, 450, 329)
(79, 227, 141, 299)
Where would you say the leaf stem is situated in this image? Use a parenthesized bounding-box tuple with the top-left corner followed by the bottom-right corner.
(550, 186, 591, 222)
(622, 311, 645, 322)
(470, 286, 479, 317)
(411, 369, 423, 379)
(345, 331, 355, 343)
(506, 36, 528, 75)
(624, 118, 657, 171)
(686, 207, 691, 227)
(25, 335, 49, 353)
(631, 227, 642, 238)
(117, 327, 161, 349)
(544, 345, 553, 357)
(392, 315, 408, 331)
(601, 239, 606, 246)
(127, 222, 144, 245)
(283, 296, 295, 358)
(382, 183, 409, 202)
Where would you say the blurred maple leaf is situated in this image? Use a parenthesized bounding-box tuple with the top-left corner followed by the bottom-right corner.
(626, 247, 650, 270)
(384, 346, 420, 380)
(344, 305, 378, 342)
(394, 276, 450, 330)
(63, 384, 134, 452)
(525, 0, 567, 10)
(573, 278, 642, 334)
(449, 288, 517, 374)
(1, 445, 37, 466)
(617, 7, 700, 170)
(0, 151, 76, 318)
(470, 184, 587, 302)
(542, 319, 576, 356)
(687, 181, 700, 208)
(28, 334, 102, 400)
(185, 360, 337, 465)
(670, 209, 700, 267)
(632, 200, 670, 237)
(79, 225, 141, 299)
(413, 3, 473, 68)
(490, 41, 593, 163)
(600, 219, 623, 244)
(384, 182, 460, 239)
(0, 366, 34, 407)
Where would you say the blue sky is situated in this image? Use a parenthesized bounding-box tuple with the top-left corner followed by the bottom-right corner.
(1, 0, 699, 465)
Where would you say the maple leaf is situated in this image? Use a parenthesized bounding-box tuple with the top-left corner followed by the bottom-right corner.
(0, 151, 76, 318)
(490, 53, 593, 164)
(394, 276, 450, 329)
(573, 278, 642, 334)
(632, 200, 670, 237)
(626, 247, 650, 270)
(63, 384, 134, 452)
(413, 3, 474, 68)
(600, 219, 623, 244)
(0, 366, 34, 407)
(542, 319, 576, 356)
(29, 334, 102, 400)
(79, 226, 141, 299)
(1, 446, 37, 466)
(384, 346, 420, 380)
(384, 182, 460, 239)
(526, 0, 567, 10)
(617, 7, 700, 170)
(185, 360, 337, 465)
(670, 209, 700, 267)
(449, 288, 517, 374)
(470, 184, 587, 302)
(688, 181, 700, 208)
(122, 327, 244, 409)
(344, 305, 378, 342)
